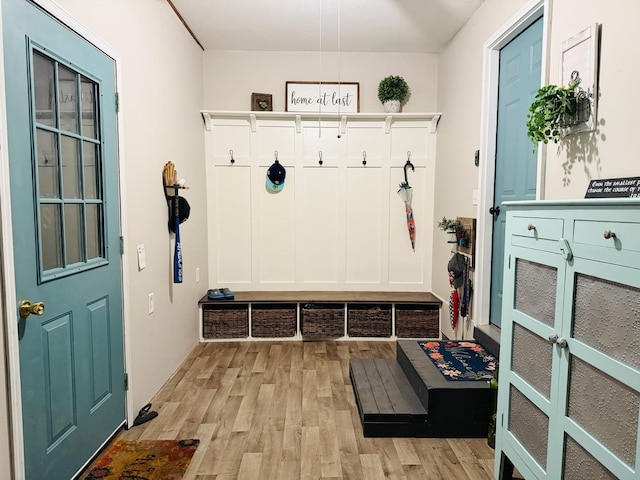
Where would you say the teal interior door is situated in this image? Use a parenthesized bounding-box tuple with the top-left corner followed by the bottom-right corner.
(489, 16, 543, 328)
(2, 0, 125, 478)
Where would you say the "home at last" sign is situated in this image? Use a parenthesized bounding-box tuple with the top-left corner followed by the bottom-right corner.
(285, 81, 360, 113)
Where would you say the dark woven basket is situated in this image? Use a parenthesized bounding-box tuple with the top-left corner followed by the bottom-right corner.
(347, 304, 392, 337)
(301, 303, 345, 338)
(395, 304, 440, 338)
(203, 305, 248, 339)
(251, 304, 297, 338)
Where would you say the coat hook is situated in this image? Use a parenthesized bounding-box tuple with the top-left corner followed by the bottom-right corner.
(229, 149, 235, 164)
(319, 151, 323, 166)
(362, 151, 367, 166)
(274, 150, 279, 162)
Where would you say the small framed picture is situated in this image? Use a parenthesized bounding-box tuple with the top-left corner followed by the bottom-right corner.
(251, 93, 273, 111)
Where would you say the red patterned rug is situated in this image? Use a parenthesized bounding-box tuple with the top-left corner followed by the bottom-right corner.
(84, 439, 199, 480)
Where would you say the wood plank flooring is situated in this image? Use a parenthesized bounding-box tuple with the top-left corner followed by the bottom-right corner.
(110, 341, 497, 479)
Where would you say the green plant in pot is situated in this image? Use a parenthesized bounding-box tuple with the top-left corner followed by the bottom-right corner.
(437, 217, 460, 233)
(526, 74, 584, 146)
(378, 75, 409, 113)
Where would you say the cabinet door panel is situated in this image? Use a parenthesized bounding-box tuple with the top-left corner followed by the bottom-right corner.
(512, 323, 553, 399)
(514, 258, 558, 328)
(567, 355, 639, 468)
(509, 385, 550, 471)
(563, 434, 618, 480)
(572, 273, 640, 370)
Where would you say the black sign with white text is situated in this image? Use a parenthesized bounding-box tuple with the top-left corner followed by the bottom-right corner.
(585, 176, 640, 198)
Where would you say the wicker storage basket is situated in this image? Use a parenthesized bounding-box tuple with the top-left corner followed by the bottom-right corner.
(251, 304, 297, 338)
(301, 303, 345, 338)
(395, 304, 440, 338)
(347, 304, 392, 337)
(202, 304, 248, 339)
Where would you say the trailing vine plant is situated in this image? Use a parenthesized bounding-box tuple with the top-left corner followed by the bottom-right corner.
(526, 73, 584, 147)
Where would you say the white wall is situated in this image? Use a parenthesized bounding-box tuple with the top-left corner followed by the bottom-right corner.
(543, 0, 640, 199)
(46, 0, 207, 412)
(203, 50, 439, 112)
(433, 0, 531, 339)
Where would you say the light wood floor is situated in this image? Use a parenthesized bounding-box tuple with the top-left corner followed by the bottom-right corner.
(113, 341, 497, 479)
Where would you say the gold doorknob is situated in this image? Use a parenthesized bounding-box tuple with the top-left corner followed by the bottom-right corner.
(19, 300, 45, 318)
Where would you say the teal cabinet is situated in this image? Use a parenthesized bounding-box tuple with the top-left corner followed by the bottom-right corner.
(495, 200, 640, 479)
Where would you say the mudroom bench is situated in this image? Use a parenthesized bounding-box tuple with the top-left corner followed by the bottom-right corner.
(198, 291, 442, 341)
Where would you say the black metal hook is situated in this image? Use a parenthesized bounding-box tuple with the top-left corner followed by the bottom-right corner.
(403, 152, 414, 185)
(229, 149, 235, 164)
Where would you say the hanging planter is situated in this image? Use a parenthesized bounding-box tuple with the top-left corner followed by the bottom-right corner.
(526, 71, 590, 146)
(437, 217, 461, 244)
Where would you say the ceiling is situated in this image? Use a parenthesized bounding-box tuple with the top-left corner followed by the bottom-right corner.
(169, 0, 485, 53)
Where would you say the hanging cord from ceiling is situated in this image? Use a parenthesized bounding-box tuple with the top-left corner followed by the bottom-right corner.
(318, 0, 323, 138)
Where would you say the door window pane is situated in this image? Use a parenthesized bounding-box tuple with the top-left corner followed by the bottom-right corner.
(40, 204, 62, 270)
(81, 77, 97, 139)
(37, 129, 59, 199)
(64, 204, 83, 265)
(58, 66, 78, 134)
(33, 52, 55, 127)
(86, 204, 102, 260)
(83, 141, 99, 199)
(61, 135, 80, 199)
(31, 49, 107, 275)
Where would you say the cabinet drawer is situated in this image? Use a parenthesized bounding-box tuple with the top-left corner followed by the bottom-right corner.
(571, 219, 640, 268)
(510, 216, 563, 252)
(572, 220, 640, 252)
(512, 216, 563, 240)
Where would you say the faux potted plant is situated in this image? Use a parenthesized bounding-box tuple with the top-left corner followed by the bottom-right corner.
(526, 74, 588, 146)
(377, 75, 409, 113)
(437, 217, 460, 233)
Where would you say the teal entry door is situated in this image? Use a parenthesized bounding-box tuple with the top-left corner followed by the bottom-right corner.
(489, 16, 543, 328)
(2, 0, 125, 478)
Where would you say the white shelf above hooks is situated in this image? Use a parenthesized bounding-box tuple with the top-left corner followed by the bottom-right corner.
(200, 110, 443, 134)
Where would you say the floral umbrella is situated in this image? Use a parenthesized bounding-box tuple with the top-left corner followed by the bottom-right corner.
(397, 155, 416, 251)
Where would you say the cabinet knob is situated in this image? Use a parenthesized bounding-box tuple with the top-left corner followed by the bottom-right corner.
(548, 334, 558, 344)
(527, 224, 536, 231)
(603, 229, 616, 239)
(556, 337, 568, 348)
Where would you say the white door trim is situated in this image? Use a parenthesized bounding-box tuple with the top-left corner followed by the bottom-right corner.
(0, 1, 132, 478)
(474, 0, 550, 327)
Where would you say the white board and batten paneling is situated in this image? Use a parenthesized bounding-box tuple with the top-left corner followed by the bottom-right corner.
(202, 111, 441, 292)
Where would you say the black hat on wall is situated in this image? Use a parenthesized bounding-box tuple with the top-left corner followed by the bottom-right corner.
(266, 160, 286, 193)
